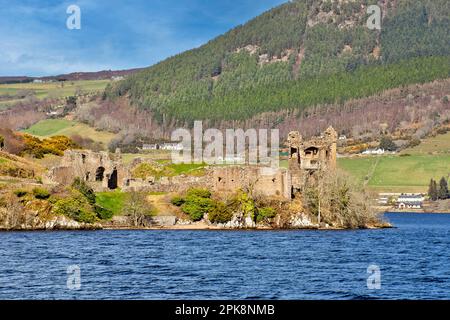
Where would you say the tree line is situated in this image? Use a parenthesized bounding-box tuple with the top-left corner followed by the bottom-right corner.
(428, 177, 449, 201)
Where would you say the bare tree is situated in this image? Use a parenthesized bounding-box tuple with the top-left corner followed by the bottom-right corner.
(123, 191, 154, 227)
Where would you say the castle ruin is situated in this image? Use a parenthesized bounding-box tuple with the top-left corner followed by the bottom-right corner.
(45, 149, 127, 191)
(46, 127, 337, 199)
(287, 126, 337, 196)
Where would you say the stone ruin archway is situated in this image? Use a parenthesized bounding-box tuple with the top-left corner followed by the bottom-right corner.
(95, 167, 105, 181)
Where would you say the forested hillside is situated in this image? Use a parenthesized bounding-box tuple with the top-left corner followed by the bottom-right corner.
(105, 0, 450, 126)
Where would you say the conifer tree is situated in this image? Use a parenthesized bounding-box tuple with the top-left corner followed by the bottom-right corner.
(428, 179, 438, 201)
(438, 177, 449, 200)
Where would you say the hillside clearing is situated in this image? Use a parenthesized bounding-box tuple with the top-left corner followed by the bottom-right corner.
(402, 132, 450, 155)
(23, 119, 116, 147)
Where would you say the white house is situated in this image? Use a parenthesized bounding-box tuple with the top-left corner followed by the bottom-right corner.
(160, 143, 184, 151)
(396, 194, 425, 209)
(362, 148, 385, 155)
(142, 144, 159, 151)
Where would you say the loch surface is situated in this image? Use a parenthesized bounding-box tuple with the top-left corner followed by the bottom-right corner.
(0, 213, 449, 300)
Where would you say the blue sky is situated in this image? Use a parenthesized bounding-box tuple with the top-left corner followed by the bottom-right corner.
(0, 0, 287, 76)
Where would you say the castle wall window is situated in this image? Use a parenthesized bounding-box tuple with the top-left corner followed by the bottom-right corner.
(95, 167, 105, 181)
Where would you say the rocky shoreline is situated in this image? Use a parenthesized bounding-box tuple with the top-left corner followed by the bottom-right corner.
(0, 214, 392, 232)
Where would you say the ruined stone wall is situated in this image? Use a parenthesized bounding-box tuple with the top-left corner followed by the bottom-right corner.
(122, 175, 209, 193)
(46, 150, 129, 191)
(120, 166, 291, 200)
(46, 127, 337, 199)
(209, 166, 291, 199)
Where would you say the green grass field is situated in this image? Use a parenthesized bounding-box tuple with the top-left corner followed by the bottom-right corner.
(96, 191, 128, 215)
(23, 119, 116, 147)
(402, 132, 450, 155)
(338, 154, 450, 193)
(0, 80, 110, 99)
(0, 80, 110, 108)
(121, 151, 172, 164)
(23, 119, 74, 136)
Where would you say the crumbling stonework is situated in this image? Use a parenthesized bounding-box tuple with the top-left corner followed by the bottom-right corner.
(46, 149, 129, 191)
(46, 127, 337, 199)
(287, 126, 337, 196)
(210, 166, 291, 199)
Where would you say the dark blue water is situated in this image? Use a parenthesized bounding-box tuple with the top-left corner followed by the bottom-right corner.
(0, 213, 449, 300)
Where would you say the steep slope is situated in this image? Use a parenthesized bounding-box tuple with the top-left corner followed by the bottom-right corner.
(105, 0, 450, 126)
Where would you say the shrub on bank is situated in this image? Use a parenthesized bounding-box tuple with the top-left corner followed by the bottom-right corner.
(14, 189, 28, 198)
(255, 207, 276, 223)
(72, 178, 96, 205)
(172, 188, 216, 221)
(94, 204, 114, 220)
(186, 188, 211, 199)
(53, 191, 98, 224)
(208, 201, 233, 224)
(32, 187, 50, 200)
(172, 188, 278, 224)
(21, 134, 80, 159)
(181, 196, 215, 221)
(170, 196, 185, 207)
(303, 170, 381, 229)
(53, 178, 115, 223)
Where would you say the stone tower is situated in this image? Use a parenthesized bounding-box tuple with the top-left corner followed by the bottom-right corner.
(287, 131, 303, 194)
(287, 127, 338, 197)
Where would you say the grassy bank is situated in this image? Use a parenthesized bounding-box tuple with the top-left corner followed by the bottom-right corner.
(338, 154, 450, 193)
(96, 191, 128, 216)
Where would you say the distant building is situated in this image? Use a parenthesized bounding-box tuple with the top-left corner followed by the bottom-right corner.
(141, 142, 183, 151)
(46, 111, 60, 117)
(398, 202, 422, 209)
(33, 79, 43, 83)
(142, 144, 159, 151)
(362, 148, 385, 155)
(396, 194, 425, 209)
(377, 196, 389, 205)
(209, 155, 246, 164)
(160, 143, 183, 151)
